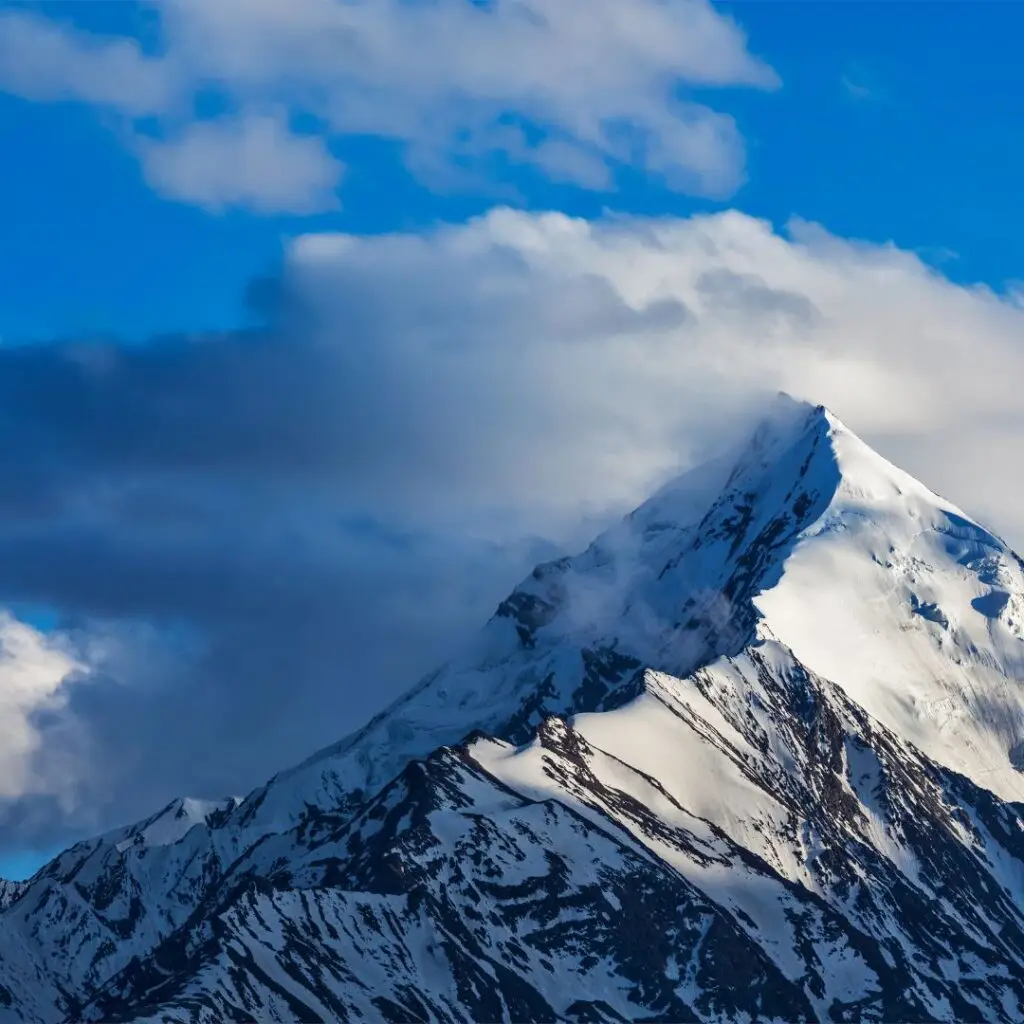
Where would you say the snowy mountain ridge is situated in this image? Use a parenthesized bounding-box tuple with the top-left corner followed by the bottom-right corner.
(2, 395, 1024, 1022)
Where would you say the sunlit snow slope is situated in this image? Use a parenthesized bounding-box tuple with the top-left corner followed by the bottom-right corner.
(1, 395, 1024, 1023)
(754, 412, 1024, 801)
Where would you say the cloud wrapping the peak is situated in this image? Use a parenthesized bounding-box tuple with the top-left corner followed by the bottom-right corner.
(1, 207, 1024, 849)
(284, 207, 1024, 532)
(0, 0, 776, 211)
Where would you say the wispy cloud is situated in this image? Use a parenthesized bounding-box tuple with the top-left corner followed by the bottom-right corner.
(0, 0, 778, 212)
(840, 62, 889, 104)
(841, 75, 874, 101)
(0, 7, 176, 114)
(137, 111, 344, 213)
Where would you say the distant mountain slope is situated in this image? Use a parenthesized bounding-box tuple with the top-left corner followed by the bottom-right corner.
(2, 396, 1023, 1022)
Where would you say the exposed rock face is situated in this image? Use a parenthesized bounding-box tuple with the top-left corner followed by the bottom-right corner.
(2, 397, 1024, 1022)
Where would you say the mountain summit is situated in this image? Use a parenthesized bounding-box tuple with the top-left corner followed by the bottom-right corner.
(2, 398, 1024, 1022)
(245, 395, 1024, 814)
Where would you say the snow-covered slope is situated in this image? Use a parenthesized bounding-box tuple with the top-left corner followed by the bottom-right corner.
(754, 416, 1024, 802)
(0, 797, 242, 1021)
(0, 881, 24, 912)
(3, 395, 1024, 1022)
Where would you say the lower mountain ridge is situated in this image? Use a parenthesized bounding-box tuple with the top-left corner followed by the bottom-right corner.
(2, 397, 1024, 1023)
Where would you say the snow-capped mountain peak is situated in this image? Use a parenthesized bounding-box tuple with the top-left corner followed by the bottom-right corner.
(3, 395, 1024, 1022)
(113, 796, 241, 853)
(214, 396, 1024, 836)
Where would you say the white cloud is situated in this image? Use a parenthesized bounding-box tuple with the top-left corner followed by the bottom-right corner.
(0, 9, 176, 116)
(138, 112, 344, 214)
(0, 615, 87, 806)
(286, 207, 1024, 545)
(0, 0, 777, 211)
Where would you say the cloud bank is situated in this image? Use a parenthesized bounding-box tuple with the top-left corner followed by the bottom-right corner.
(2, 207, 1024, 849)
(0, 0, 776, 211)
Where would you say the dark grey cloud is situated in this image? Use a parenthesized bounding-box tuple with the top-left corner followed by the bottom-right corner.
(0, 505, 556, 849)
(0, 221, 715, 850)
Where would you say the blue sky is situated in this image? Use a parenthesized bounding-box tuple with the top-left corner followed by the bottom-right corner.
(1, 0, 1024, 881)
(1, 1, 1022, 345)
